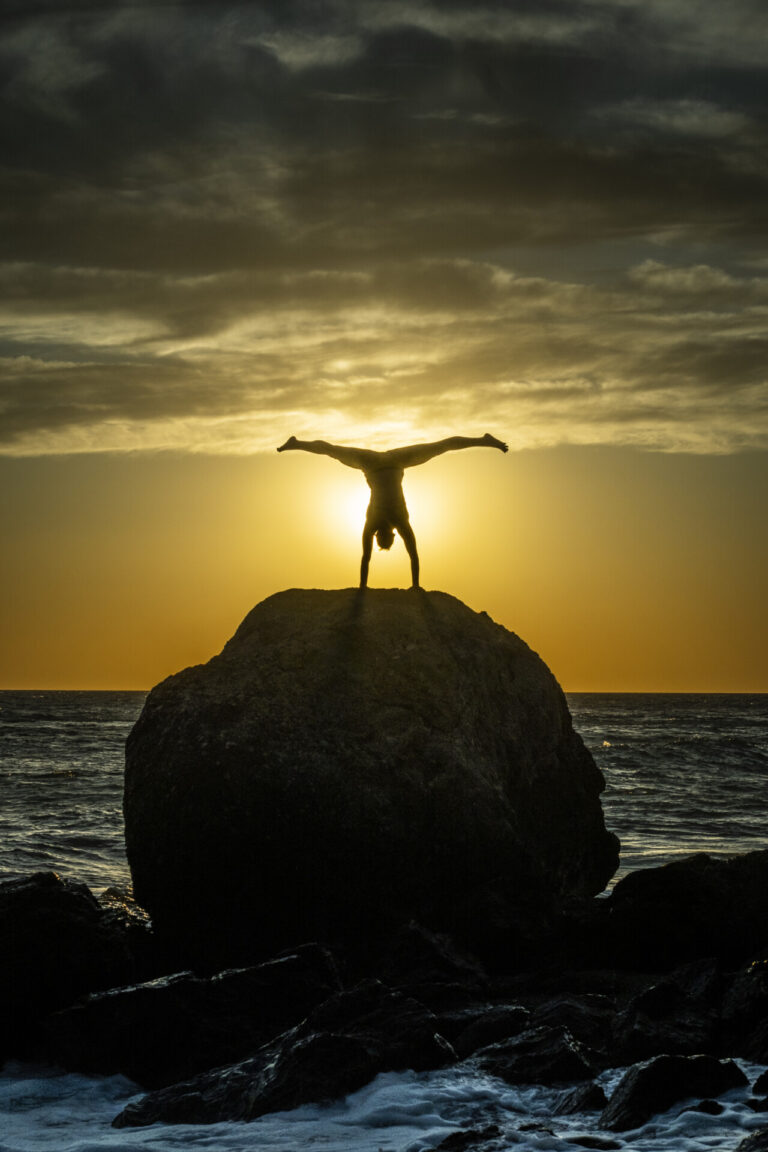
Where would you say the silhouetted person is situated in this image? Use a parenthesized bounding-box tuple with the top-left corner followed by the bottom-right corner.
(277, 434, 508, 588)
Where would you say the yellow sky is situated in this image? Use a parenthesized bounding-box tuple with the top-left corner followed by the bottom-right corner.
(2, 445, 765, 691)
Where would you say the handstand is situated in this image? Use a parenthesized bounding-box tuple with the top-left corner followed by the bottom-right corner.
(277, 433, 508, 589)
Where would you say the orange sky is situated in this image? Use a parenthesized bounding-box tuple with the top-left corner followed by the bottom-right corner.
(2, 445, 765, 691)
(2, 3, 767, 692)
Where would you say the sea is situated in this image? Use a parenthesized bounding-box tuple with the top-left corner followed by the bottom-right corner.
(1, 690, 767, 1152)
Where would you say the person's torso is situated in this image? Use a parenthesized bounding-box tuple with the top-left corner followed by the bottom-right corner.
(363, 467, 408, 518)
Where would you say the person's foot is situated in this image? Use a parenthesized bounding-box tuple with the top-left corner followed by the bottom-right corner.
(482, 433, 508, 453)
(277, 436, 298, 452)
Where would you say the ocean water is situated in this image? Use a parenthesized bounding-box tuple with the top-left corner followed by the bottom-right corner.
(1, 690, 767, 1151)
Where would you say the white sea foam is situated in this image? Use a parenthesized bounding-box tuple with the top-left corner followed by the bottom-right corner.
(2, 1061, 767, 1152)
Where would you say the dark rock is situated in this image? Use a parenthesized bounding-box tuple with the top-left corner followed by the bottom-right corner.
(748, 1098, 768, 1113)
(722, 959, 768, 1061)
(112, 979, 454, 1127)
(738, 1131, 768, 1151)
(599, 1054, 748, 1132)
(476, 1024, 597, 1086)
(451, 1005, 531, 1059)
(0, 871, 141, 1058)
(435, 1125, 501, 1150)
(680, 1098, 724, 1116)
(531, 994, 615, 1058)
(372, 921, 488, 1011)
(755, 1071, 768, 1095)
(43, 943, 341, 1087)
(554, 1081, 609, 1115)
(113, 1029, 377, 1127)
(601, 851, 768, 970)
(124, 589, 618, 968)
(612, 971, 718, 1063)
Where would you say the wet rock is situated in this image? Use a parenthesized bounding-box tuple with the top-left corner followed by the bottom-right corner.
(755, 1071, 768, 1095)
(722, 959, 768, 1062)
(113, 1029, 376, 1127)
(601, 851, 768, 970)
(612, 971, 718, 1063)
(451, 1005, 531, 1059)
(435, 1125, 501, 1150)
(112, 979, 454, 1127)
(476, 1024, 597, 1086)
(680, 1099, 725, 1115)
(748, 1098, 768, 1113)
(44, 943, 341, 1087)
(373, 922, 488, 1011)
(554, 1081, 609, 1116)
(737, 1132, 768, 1152)
(599, 1054, 748, 1132)
(124, 589, 618, 968)
(0, 871, 141, 1058)
(531, 994, 615, 1058)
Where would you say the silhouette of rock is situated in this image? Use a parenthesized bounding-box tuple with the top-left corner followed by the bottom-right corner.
(43, 943, 340, 1088)
(124, 589, 618, 968)
(599, 850, 768, 970)
(112, 979, 454, 1127)
(0, 871, 145, 1060)
(553, 1080, 609, 1115)
(738, 1131, 768, 1152)
(475, 1024, 597, 1085)
(599, 1054, 747, 1131)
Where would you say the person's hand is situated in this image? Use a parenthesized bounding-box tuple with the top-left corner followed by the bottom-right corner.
(277, 436, 298, 452)
(483, 433, 508, 453)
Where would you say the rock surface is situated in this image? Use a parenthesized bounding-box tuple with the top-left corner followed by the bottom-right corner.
(599, 1054, 748, 1132)
(112, 979, 455, 1127)
(124, 589, 618, 967)
(0, 871, 144, 1058)
(43, 944, 340, 1088)
(599, 850, 768, 970)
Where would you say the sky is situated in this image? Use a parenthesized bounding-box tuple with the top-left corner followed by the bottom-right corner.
(1, 0, 766, 690)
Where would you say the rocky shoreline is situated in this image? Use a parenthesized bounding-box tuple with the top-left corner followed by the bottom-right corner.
(2, 857, 768, 1147)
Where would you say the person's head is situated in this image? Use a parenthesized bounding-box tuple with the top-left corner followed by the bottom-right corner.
(375, 525, 395, 550)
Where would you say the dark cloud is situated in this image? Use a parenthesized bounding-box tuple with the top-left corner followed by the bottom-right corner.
(1, 0, 767, 453)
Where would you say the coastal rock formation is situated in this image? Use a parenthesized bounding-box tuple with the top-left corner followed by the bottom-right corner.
(124, 589, 618, 967)
(0, 871, 143, 1059)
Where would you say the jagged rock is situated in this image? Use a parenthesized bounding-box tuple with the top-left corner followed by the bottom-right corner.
(124, 589, 618, 967)
(43, 943, 340, 1088)
(600, 851, 768, 970)
(475, 1024, 597, 1085)
(531, 994, 615, 1058)
(0, 871, 142, 1059)
(112, 979, 454, 1127)
(737, 1132, 768, 1152)
(599, 1054, 748, 1131)
(611, 968, 719, 1063)
(553, 1081, 609, 1115)
(722, 959, 768, 1062)
(372, 921, 488, 1011)
(451, 1005, 531, 1059)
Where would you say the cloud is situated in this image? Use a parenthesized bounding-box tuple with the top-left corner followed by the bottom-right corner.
(0, 0, 766, 456)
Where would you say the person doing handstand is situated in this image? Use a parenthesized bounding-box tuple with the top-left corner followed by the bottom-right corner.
(277, 433, 508, 589)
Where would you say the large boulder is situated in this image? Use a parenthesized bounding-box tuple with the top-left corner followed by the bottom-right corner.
(124, 589, 618, 967)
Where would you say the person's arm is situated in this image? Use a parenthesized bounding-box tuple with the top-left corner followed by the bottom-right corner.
(277, 437, 378, 470)
(386, 433, 508, 469)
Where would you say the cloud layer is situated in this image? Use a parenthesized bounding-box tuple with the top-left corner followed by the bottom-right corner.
(1, 0, 767, 454)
